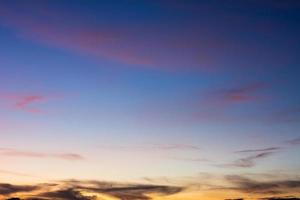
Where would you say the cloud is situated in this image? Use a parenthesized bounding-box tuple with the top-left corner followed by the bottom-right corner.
(0, 169, 34, 178)
(0, 2, 155, 68)
(260, 197, 300, 200)
(286, 138, 300, 145)
(0, 93, 49, 113)
(0, 183, 39, 196)
(219, 152, 275, 168)
(14, 95, 46, 113)
(269, 107, 300, 123)
(138, 81, 270, 126)
(98, 143, 200, 151)
(225, 175, 300, 194)
(0, 180, 183, 200)
(0, 148, 84, 161)
(223, 147, 282, 168)
(205, 82, 267, 106)
(38, 188, 96, 200)
(169, 157, 211, 163)
(1, 1, 297, 72)
(235, 147, 281, 153)
(224, 199, 244, 200)
(90, 184, 182, 200)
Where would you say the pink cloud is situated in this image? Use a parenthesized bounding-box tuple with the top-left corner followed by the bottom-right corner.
(14, 95, 46, 113)
(0, 93, 49, 113)
(137, 81, 268, 125)
(0, 3, 227, 71)
(0, 5, 154, 67)
(214, 82, 266, 102)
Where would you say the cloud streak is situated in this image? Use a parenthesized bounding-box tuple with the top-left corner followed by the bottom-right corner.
(0, 93, 49, 113)
(0, 148, 84, 161)
(14, 95, 46, 113)
(286, 137, 300, 146)
(98, 143, 201, 151)
(235, 147, 281, 153)
(229, 152, 275, 168)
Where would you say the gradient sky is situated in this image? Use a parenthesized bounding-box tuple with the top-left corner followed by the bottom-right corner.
(0, 1, 300, 200)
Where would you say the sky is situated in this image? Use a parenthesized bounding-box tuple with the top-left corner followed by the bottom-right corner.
(0, 0, 300, 200)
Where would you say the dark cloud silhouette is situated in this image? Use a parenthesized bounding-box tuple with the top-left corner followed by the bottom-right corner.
(260, 197, 300, 200)
(0, 183, 39, 195)
(38, 188, 96, 200)
(226, 175, 300, 194)
(6, 198, 21, 200)
(0, 180, 183, 200)
(62, 180, 183, 200)
(92, 185, 182, 200)
(225, 199, 244, 200)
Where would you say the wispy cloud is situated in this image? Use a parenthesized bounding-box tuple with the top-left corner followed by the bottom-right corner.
(0, 93, 49, 113)
(0, 3, 155, 68)
(268, 107, 300, 123)
(14, 95, 46, 113)
(0, 169, 33, 178)
(230, 152, 274, 168)
(0, 148, 84, 161)
(226, 147, 282, 168)
(204, 82, 267, 107)
(1, 1, 294, 72)
(98, 143, 200, 151)
(139, 81, 269, 125)
(286, 137, 300, 146)
(169, 157, 211, 163)
(235, 147, 281, 153)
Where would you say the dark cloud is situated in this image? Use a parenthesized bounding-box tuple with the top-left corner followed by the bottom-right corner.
(38, 188, 96, 200)
(260, 197, 300, 200)
(6, 198, 21, 200)
(224, 199, 244, 200)
(0, 180, 183, 200)
(0, 183, 39, 195)
(65, 180, 183, 200)
(225, 175, 300, 194)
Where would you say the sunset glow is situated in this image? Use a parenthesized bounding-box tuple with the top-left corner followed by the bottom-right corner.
(0, 0, 299, 200)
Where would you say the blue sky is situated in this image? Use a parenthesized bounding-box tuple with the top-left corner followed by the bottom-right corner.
(0, 1, 300, 200)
